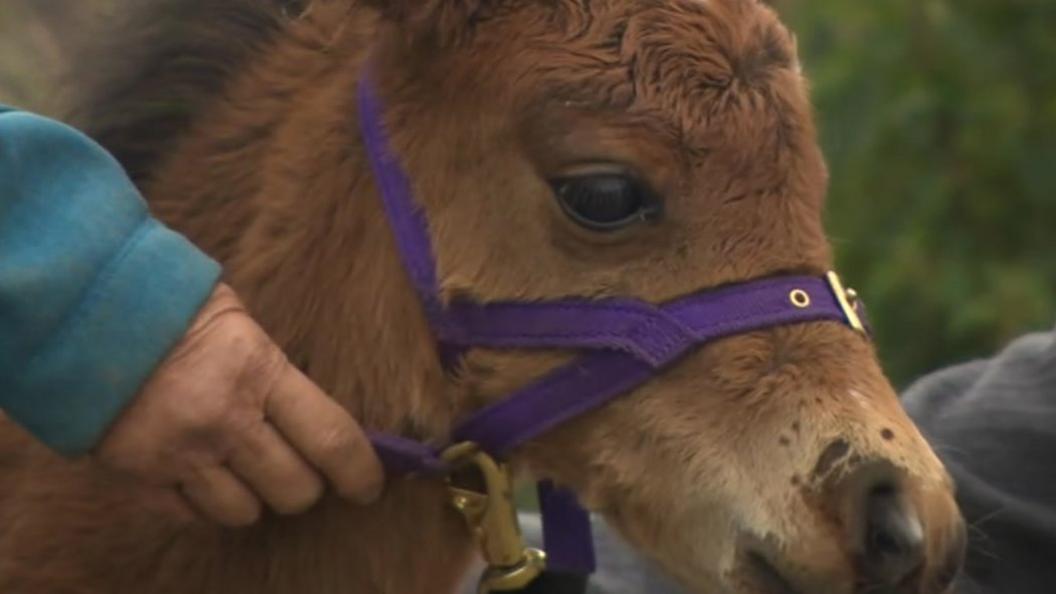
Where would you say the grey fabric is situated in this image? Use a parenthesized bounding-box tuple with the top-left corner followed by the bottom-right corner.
(902, 327, 1056, 594)
(461, 326, 1056, 594)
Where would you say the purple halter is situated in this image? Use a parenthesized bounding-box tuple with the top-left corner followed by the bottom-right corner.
(356, 74, 868, 586)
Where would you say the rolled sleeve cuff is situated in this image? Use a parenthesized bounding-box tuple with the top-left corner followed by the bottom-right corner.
(7, 218, 221, 455)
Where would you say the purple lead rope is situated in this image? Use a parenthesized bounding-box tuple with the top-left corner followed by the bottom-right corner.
(357, 71, 867, 584)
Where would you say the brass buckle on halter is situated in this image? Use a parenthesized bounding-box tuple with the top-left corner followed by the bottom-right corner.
(441, 442, 547, 593)
(825, 271, 866, 334)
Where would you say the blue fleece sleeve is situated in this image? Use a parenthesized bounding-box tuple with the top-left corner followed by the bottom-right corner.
(0, 106, 221, 455)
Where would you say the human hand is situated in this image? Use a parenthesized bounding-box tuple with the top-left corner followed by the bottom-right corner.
(95, 284, 383, 526)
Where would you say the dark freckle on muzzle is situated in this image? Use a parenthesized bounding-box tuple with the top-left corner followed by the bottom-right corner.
(812, 439, 851, 481)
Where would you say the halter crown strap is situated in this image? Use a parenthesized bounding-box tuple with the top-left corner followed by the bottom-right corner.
(358, 75, 449, 327)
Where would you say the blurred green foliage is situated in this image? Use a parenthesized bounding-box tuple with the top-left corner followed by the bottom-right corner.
(1, 1, 1052, 386)
(778, 0, 1056, 386)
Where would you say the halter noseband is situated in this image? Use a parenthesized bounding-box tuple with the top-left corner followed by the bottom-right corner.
(357, 74, 868, 593)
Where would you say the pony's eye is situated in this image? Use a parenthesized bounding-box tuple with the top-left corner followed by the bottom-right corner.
(551, 174, 661, 232)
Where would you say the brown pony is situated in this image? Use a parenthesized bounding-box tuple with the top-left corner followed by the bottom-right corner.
(0, 1, 965, 593)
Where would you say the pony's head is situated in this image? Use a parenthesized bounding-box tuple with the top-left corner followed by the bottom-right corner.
(360, 0, 965, 592)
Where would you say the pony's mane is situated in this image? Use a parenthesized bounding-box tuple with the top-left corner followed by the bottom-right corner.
(67, 0, 305, 183)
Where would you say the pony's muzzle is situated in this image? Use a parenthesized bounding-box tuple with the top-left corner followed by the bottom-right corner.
(741, 458, 965, 594)
(832, 460, 965, 593)
(859, 484, 925, 586)
(837, 461, 965, 593)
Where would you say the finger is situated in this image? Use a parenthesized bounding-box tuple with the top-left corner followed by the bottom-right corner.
(180, 464, 263, 527)
(265, 365, 384, 504)
(227, 421, 325, 515)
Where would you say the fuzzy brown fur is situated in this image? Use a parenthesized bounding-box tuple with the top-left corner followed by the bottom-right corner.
(0, 1, 964, 593)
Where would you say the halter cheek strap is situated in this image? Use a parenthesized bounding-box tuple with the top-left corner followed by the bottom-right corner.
(357, 73, 869, 587)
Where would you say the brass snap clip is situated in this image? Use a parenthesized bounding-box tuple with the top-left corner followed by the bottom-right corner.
(441, 442, 547, 593)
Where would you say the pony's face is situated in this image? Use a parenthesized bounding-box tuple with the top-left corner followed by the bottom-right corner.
(370, 0, 964, 592)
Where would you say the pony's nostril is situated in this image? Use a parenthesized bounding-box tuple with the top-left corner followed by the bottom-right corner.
(861, 485, 925, 586)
